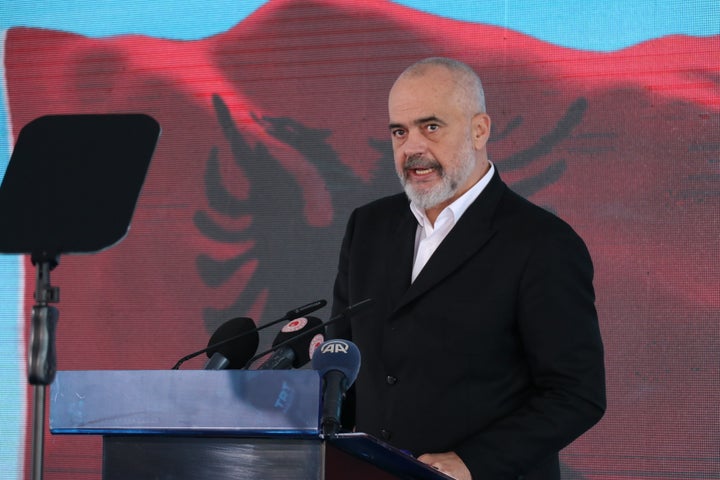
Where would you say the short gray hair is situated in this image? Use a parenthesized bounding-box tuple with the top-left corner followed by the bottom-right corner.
(399, 57, 486, 113)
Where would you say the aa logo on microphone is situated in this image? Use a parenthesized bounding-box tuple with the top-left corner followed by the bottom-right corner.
(320, 340, 350, 354)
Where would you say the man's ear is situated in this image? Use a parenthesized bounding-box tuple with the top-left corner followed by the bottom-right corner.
(472, 113, 491, 150)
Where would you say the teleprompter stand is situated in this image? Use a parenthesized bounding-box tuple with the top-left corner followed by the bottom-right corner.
(0, 114, 160, 480)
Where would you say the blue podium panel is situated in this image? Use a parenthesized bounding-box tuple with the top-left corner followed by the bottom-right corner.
(50, 370, 321, 436)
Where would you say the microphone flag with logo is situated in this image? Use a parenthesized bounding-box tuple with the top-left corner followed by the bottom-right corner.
(256, 316, 325, 370)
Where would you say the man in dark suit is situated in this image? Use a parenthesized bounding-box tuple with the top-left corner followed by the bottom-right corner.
(329, 57, 606, 479)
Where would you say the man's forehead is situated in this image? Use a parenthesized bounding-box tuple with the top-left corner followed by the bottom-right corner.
(389, 81, 455, 124)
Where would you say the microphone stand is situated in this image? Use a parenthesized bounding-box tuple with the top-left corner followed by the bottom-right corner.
(27, 253, 60, 480)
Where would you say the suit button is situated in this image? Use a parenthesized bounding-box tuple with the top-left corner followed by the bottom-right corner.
(380, 429, 392, 440)
(386, 375, 398, 385)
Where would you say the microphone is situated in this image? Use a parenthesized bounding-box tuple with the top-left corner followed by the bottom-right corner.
(311, 339, 361, 437)
(283, 299, 327, 322)
(256, 316, 325, 370)
(242, 298, 373, 369)
(171, 299, 327, 369)
(203, 317, 259, 370)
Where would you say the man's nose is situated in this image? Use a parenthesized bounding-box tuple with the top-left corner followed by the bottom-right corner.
(402, 129, 427, 158)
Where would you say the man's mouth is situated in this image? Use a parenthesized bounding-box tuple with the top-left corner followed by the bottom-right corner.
(404, 156, 441, 178)
(412, 167, 436, 175)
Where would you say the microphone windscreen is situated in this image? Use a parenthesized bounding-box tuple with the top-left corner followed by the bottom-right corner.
(272, 316, 325, 368)
(206, 317, 259, 369)
(311, 339, 361, 385)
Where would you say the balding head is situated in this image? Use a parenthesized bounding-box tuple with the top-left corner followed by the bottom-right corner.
(394, 57, 487, 114)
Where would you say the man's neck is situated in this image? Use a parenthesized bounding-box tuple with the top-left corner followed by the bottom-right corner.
(422, 161, 492, 226)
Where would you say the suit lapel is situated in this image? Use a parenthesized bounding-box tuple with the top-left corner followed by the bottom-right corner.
(393, 171, 506, 312)
(385, 206, 416, 309)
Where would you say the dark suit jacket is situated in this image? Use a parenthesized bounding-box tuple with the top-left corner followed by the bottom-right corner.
(330, 170, 606, 479)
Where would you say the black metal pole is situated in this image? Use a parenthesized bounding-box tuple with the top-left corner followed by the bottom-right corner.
(28, 257, 59, 480)
(31, 384, 46, 480)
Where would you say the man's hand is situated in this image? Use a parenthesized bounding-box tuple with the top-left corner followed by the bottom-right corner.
(417, 451, 472, 480)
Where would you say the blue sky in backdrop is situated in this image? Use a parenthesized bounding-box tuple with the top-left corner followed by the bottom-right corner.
(0, 0, 717, 50)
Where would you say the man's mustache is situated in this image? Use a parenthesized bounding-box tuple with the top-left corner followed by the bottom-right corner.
(403, 155, 442, 172)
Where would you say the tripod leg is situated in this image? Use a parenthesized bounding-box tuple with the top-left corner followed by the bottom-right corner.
(31, 384, 46, 480)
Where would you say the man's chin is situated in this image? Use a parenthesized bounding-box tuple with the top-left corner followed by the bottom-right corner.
(404, 185, 452, 210)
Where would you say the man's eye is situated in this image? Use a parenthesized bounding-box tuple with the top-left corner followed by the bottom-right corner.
(426, 124, 439, 132)
(392, 129, 406, 137)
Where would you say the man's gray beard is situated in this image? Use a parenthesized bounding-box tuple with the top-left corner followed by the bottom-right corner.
(402, 176, 455, 210)
(399, 153, 476, 211)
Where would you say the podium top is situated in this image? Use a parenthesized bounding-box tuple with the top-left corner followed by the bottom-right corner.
(50, 370, 321, 436)
(52, 370, 453, 480)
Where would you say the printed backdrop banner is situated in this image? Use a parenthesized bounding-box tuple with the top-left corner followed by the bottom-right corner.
(1, 0, 718, 478)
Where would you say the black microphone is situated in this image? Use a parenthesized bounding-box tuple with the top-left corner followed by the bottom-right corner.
(171, 299, 327, 369)
(203, 317, 259, 370)
(283, 299, 327, 322)
(311, 339, 361, 437)
(256, 316, 325, 370)
(243, 298, 373, 369)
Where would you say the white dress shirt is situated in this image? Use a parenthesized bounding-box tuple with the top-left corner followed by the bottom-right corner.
(410, 162, 495, 282)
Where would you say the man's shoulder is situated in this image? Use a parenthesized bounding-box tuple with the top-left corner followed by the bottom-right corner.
(497, 187, 588, 245)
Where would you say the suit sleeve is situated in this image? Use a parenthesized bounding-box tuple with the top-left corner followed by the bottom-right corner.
(328, 208, 357, 430)
(455, 228, 606, 478)
(329, 208, 355, 340)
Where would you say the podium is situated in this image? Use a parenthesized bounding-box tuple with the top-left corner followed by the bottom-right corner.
(50, 370, 451, 479)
